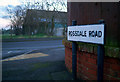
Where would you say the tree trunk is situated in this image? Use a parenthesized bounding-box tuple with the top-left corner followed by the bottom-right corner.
(10, 26, 13, 38)
(51, 16, 54, 36)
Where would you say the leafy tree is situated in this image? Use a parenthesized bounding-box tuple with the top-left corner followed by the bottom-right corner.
(7, 0, 67, 36)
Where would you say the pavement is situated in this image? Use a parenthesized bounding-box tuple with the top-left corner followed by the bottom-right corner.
(2, 45, 73, 80)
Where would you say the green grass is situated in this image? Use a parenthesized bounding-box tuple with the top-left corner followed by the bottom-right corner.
(2, 34, 63, 39)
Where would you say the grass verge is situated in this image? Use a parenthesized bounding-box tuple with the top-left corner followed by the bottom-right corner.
(2, 34, 63, 39)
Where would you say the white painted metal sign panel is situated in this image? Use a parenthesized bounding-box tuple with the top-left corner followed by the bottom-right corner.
(67, 24, 104, 44)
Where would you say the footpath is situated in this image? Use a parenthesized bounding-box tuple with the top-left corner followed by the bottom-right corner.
(2, 47, 73, 80)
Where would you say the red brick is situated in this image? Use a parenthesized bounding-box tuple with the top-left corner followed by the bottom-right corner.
(104, 58, 120, 64)
(90, 77, 97, 80)
(79, 64, 83, 69)
(88, 57, 97, 65)
(70, 50, 71, 54)
(79, 60, 82, 64)
(78, 59, 84, 64)
(104, 68, 110, 75)
(77, 62, 79, 66)
(110, 76, 119, 80)
(80, 54, 88, 62)
(78, 68, 81, 73)
(82, 67, 87, 73)
(77, 68, 79, 72)
(79, 64, 97, 76)
(80, 74, 88, 80)
(86, 53, 91, 58)
(87, 68, 97, 76)
(77, 58, 79, 61)
(83, 70, 97, 80)
(69, 59, 72, 63)
(118, 72, 120, 78)
(77, 54, 81, 58)
(82, 72, 91, 79)
(77, 60, 79, 63)
(66, 64, 68, 68)
(103, 75, 110, 80)
(83, 61, 97, 71)
(77, 73, 80, 78)
(104, 62, 110, 68)
(110, 70, 115, 77)
(111, 64, 120, 72)
(79, 69, 97, 80)
(65, 46, 120, 80)
(92, 54, 97, 59)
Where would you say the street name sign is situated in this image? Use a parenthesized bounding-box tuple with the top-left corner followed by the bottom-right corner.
(67, 24, 104, 44)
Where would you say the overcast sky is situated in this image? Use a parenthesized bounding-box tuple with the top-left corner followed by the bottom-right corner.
(0, 0, 67, 30)
(0, 0, 20, 29)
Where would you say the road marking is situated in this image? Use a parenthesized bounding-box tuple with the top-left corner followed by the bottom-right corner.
(8, 51, 12, 53)
(2, 53, 48, 61)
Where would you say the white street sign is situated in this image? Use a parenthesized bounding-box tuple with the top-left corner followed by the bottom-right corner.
(67, 24, 104, 44)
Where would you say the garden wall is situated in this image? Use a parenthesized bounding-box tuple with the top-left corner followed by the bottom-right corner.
(65, 2, 120, 80)
(63, 40, 120, 80)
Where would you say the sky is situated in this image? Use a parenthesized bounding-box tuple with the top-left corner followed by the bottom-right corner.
(0, 0, 67, 30)
(0, 0, 21, 29)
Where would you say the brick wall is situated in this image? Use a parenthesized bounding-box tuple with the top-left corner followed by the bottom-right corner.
(64, 43, 120, 80)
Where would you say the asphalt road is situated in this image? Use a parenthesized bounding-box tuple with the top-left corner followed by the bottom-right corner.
(2, 40, 64, 59)
(2, 39, 74, 80)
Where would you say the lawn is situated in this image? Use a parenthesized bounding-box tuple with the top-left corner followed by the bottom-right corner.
(2, 34, 63, 39)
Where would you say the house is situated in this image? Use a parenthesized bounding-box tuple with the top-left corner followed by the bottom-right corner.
(23, 9, 67, 36)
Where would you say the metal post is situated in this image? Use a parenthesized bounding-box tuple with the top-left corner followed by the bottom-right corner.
(72, 20, 77, 80)
(97, 20, 105, 81)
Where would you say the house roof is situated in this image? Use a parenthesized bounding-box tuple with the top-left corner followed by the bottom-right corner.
(24, 9, 67, 27)
(27, 9, 67, 17)
(25, 9, 67, 21)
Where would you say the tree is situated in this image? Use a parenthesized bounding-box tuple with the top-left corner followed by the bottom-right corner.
(7, 6, 25, 35)
(44, 0, 67, 36)
(7, 0, 67, 36)
(39, 0, 67, 36)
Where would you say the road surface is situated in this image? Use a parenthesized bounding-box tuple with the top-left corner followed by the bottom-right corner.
(2, 39, 74, 80)
(2, 40, 64, 59)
